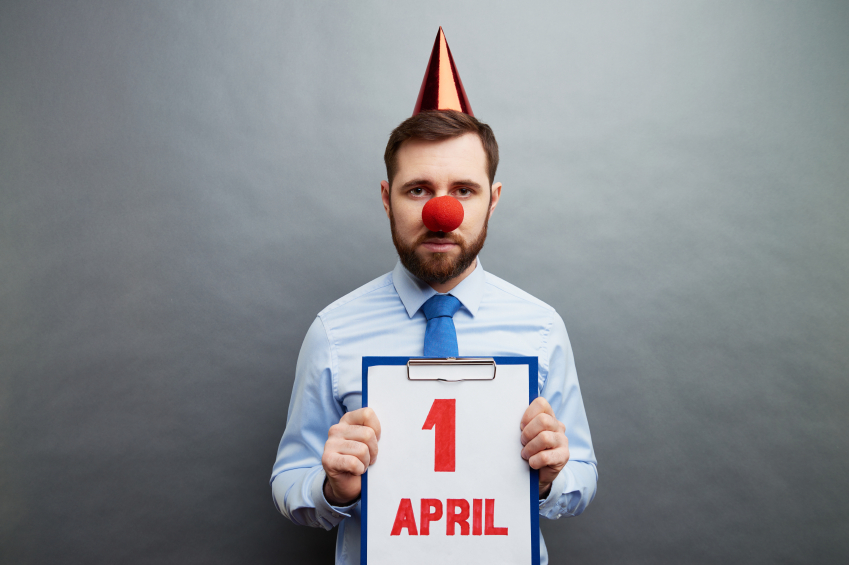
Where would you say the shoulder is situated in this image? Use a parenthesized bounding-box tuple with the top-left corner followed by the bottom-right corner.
(317, 271, 396, 320)
(482, 270, 558, 317)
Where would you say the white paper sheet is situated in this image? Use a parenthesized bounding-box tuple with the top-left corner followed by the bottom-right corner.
(364, 363, 532, 564)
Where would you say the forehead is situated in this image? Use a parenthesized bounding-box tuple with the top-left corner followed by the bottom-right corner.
(393, 133, 488, 187)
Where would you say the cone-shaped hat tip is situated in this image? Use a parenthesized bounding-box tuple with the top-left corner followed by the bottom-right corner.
(412, 27, 474, 116)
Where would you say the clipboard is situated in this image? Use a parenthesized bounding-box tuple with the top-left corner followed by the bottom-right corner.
(361, 356, 540, 565)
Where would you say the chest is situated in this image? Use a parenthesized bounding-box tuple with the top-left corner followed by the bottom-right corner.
(331, 311, 548, 413)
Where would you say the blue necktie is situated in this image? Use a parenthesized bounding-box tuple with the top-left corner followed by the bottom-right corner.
(422, 294, 462, 357)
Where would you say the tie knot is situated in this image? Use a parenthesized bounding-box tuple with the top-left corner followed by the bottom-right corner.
(422, 294, 461, 321)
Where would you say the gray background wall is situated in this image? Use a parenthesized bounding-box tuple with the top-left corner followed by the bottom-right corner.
(2, 1, 847, 563)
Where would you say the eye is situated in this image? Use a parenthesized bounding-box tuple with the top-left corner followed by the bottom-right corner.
(455, 187, 472, 197)
(409, 187, 427, 197)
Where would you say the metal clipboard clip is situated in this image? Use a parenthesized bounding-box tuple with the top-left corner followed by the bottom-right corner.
(406, 357, 496, 382)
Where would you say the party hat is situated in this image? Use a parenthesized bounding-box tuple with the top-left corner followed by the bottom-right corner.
(412, 27, 474, 116)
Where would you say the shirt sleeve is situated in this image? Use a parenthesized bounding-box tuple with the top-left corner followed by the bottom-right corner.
(269, 317, 358, 530)
(537, 312, 598, 519)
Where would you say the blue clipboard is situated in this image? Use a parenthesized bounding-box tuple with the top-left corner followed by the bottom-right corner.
(361, 356, 540, 565)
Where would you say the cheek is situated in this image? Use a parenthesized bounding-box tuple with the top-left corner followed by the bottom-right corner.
(459, 203, 487, 229)
(394, 204, 426, 231)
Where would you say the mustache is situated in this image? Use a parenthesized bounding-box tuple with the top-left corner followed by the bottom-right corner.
(414, 230, 465, 246)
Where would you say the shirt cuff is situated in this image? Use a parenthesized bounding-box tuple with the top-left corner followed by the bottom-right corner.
(310, 468, 359, 529)
(538, 468, 570, 519)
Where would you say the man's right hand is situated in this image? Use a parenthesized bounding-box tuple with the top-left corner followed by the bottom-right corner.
(321, 407, 381, 506)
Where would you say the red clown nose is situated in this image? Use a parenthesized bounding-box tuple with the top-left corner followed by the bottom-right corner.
(422, 196, 464, 233)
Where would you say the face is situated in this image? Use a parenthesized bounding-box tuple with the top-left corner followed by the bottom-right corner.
(381, 133, 501, 286)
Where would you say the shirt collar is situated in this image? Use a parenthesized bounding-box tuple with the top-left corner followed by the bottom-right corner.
(392, 258, 485, 319)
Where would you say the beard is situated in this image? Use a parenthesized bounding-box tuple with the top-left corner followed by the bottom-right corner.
(390, 211, 488, 285)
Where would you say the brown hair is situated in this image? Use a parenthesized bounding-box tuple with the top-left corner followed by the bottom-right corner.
(383, 110, 499, 187)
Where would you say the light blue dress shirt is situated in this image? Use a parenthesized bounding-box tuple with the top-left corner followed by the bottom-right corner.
(271, 260, 597, 564)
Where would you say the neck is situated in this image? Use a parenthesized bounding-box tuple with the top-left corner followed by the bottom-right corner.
(428, 258, 477, 294)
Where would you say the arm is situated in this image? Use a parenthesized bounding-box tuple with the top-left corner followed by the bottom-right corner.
(521, 312, 598, 518)
(270, 317, 359, 530)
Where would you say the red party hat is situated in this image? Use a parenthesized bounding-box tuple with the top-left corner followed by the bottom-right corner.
(412, 27, 474, 116)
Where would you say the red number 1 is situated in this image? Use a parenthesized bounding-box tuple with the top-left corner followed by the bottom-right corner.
(422, 399, 456, 472)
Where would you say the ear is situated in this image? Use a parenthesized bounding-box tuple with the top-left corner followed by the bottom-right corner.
(380, 180, 391, 219)
(488, 182, 502, 219)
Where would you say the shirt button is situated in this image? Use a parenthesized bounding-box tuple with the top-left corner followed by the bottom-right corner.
(332, 512, 340, 518)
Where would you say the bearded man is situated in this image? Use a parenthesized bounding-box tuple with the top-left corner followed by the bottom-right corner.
(272, 26, 595, 565)
(270, 109, 598, 565)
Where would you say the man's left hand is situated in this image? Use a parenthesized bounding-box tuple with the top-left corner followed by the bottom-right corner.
(520, 397, 570, 498)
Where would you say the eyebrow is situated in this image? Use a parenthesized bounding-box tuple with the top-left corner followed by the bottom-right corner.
(398, 179, 484, 191)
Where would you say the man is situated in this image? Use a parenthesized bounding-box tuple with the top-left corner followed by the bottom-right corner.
(271, 29, 596, 565)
